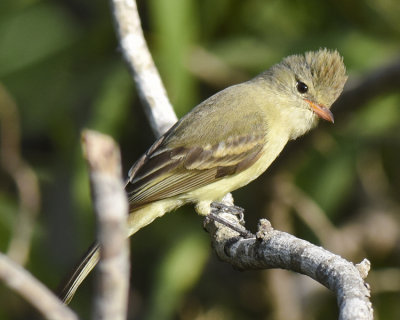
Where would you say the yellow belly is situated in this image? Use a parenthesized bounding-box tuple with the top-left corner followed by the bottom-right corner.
(127, 129, 289, 234)
(182, 132, 288, 213)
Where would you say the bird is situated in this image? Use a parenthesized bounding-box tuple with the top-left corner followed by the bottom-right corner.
(58, 48, 347, 303)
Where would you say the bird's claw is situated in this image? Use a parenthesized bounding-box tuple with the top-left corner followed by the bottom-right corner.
(205, 208, 253, 238)
(210, 202, 245, 225)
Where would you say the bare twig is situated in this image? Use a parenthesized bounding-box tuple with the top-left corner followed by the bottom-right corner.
(204, 209, 373, 320)
(82, 130, 130, 320)
(271, 174, 361, 257)
(273, 174, 339, 246)
(264, 269, 302, 320)
(185, 46, 249, 88)
(335, 57, 400, 116)
(109, 0, 177, 137)
(0, 84, 41, 266)
(0, 253, 78, 320)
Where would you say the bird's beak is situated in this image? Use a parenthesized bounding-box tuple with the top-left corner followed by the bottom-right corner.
(304, 99, 334, 123)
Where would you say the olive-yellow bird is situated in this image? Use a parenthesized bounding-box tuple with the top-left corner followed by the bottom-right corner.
(59, 48, 347, 303)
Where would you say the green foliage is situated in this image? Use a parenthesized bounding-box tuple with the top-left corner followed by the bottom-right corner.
(145, 231, 209, 320)
(148, 0, 199, 116)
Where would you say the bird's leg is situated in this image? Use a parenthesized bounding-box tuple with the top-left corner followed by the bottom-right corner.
(206, 202, 254, 238)
(211, 202, 245, 224)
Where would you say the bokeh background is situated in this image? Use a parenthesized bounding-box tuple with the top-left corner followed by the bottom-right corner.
(1, 0, 399, 319)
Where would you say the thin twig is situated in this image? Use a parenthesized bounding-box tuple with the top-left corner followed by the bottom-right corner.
(204, 209, 373, 320)
(335, 57, 400, 116)
(82, 130, 130, 320)
(0, 84, 41, 266)
(274, 174, 338, 241)
(0, 253, 78, 320)
(109, 0, 177, 137)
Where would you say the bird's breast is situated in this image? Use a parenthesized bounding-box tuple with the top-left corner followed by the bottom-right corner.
(183, 131, 289, 203)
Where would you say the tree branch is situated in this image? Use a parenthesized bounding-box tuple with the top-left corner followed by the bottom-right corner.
(0, 253, 77, 320)
(335, 57, 400, 116)
(204, 208, 373, 320)
(109, 0, 177, 137)
(0, 84, 41, 266)
(82, 130, 130, 320)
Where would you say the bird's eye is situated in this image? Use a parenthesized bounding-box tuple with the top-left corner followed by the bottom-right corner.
(296, 81, 308, 94)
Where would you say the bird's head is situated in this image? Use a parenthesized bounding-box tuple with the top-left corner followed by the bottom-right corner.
(259, 49, 347, 139)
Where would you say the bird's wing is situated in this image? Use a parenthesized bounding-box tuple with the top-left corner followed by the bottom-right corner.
(126, 84, 268, 210)
(126, 132, 265, 209)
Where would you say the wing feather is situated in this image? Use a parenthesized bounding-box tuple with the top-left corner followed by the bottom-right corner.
(126, 133, 265, 209)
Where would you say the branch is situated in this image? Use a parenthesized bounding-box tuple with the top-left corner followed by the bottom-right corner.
(204, 209, 373, 320)
(0, 84, 41, 266)
(271, 174, 342, 251)
(335, 57, 400, 116)
(109, 0, 177, 137)
(0, 253, 77, 320)
(82, 130, 130, 320)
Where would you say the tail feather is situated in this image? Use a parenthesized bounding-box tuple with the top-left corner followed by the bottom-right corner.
(58, 199, 175, 304)
(58, 242, 100, 304)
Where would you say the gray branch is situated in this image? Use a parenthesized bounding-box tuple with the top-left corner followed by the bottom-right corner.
(82, 130, 130, 320)
(109, 0, 177, 137)
(204, 209, 373, 320)
(0, 253, 78, 320)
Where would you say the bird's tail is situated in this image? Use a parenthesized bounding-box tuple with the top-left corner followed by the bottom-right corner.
(58, 242, 100, 304)
(57, 200, 174, 304)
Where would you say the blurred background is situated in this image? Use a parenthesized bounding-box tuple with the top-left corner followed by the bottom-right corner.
(0, 0, 399, 319)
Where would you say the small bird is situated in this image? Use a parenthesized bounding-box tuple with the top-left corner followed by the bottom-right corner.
(59, 48, 347, 303)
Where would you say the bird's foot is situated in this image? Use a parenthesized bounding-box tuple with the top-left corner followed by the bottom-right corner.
(211, 202, 245, 225)
(206, 202, 253, 238)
